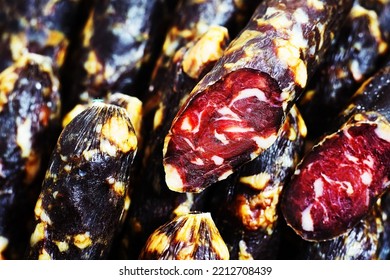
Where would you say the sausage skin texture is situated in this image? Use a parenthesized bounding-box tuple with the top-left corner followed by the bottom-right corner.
(380, 192, 390, 259)
(209, 105, 306, 259)
(0, 53, 61, 260)
(299, 0, 390, 138)
(0, 0, 84, 72)
(142, 0, 261, 165)
(64, 0, 166, 111)
(139, 212, 229, 260)
(121, 27, 230, 259)
(27, 103, 137, 260)
(145, 0, 260, 104)
(281, 65, 390, 241)
(163, 0, 354, 193)
(62, 92, 143, 141)
(302, 200, 389, 260)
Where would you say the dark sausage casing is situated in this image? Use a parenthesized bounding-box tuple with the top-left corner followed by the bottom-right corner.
(163, 0, 354, 193)
(210, 105, 306, 259)
(281, 64, 390, 241)
(64, 0, 166, 109)
(0, 0, 84, 72)
(299, 0, 390, 138)
(139, 212, 229, 260)
(27, 103, 137, 259)
(0, 53, 61, 259)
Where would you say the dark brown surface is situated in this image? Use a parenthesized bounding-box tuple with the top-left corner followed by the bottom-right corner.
(299, 0, 390, 139)
(163, 0, 355, 193)
(282, 65, 390, 241)
(0, 54, 61, 259)
(62, 0, 168, 113)
(301, 201, 389, 260)
(27, 104, 137, 259)
(207, 106, 306, 259)
(0, 0, 85, 72)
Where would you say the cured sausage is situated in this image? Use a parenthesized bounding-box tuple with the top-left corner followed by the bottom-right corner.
(0, 0, 85, 72)
(281, 64, 390, 241)
(122, 26, 230, 259)
(63, 0, 166, 112)
(0, 53, 61, 259)
(209, 105, 306, 259)
(139, 212, 229, 260)
(299, 0, 390, 138)
(163, 0, 354, 193)
(301, 200, 389, 260)
(27, 103, 137, 259)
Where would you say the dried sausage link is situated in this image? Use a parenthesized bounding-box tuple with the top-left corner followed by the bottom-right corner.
(301, 200, 388, 260)
(163, 0, 354, 193)
(62, 92, 143, 141)
(281, 62, 390, 241)
(0, 53, 61, 259)
(143, 0, 260, 142)
(0, 0, 85, 72)
(147, 0, 260, 97)
(142, 26, 230, 192)
(282, 112, 390, 241)
(61, 94, 143, 260)
(299, 0, 390, 138)
(139, 212, 229, 260)
(64, 0, 166, 110)
(209, 105, 306, 259)
(121, 26, 229, 259)
(27, 103, 137, 259)
(340, 62, 390, 124)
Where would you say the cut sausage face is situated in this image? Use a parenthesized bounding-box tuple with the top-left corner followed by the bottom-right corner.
(282, 113, 390, 241)
(163, 69, 284, 193)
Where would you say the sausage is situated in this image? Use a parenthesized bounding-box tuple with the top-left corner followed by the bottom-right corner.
(63, 0, 167, 113)
(143, 0, 260, 142)
(139, 212, 229, 260)
(0, 53, 61, 259)
(299, 0, 390, 139)
(27, 103, 137, 259)
(143, 26, 230, 194)
(62, 92, 143, 140)
(61, 93, 143, 258)
(0, 0, 85, 72)
(120, 26, 230, 259)
(301, 200, 388, 260)
(147, 0, 260, 82)
(282, 112, 390, 241)
(281, 64, 390, 241)
(380, 192, 390, 259)
(340, 60, 390, 124)
(163, 0, 354, 193)
(105, 93, 143, 141)
(209, 105, 306, 259)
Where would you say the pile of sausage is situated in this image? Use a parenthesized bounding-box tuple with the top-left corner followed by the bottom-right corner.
(0, 0, 389, 260)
